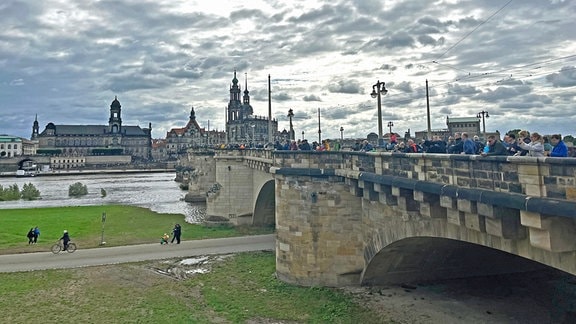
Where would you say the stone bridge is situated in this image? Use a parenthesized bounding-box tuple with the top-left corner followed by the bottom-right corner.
(185, 149, 576, 287)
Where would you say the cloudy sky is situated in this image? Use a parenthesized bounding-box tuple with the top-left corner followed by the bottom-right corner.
(1, 0, 575, 141)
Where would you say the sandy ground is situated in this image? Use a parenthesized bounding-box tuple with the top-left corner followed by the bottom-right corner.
(343, 270, 576, 324)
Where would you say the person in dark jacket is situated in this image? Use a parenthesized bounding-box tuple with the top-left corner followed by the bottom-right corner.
(27, 228, 35, 245)
(60, 230, 71, 251)
(423, 136, 447, 153)
(481, 135, 507, 156)
(448, 133, 463, 154)
(299, 139, 311, 151)
(171, 224, 182, 244)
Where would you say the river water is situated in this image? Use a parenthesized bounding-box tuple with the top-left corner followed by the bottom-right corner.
(0, 172, 206, 223)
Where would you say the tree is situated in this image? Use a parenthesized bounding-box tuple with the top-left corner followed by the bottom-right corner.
(506, 129, 522, 137)
(21, 183, 41, 200)
(0, 184, 20, 201)
(69, 182, 88, 197)
(101, 188, 107, 198)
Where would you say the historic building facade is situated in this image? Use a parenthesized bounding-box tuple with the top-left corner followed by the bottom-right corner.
(415, 116, 483, 140)
(33, 97, 152, 161)
(0, 135, 22, 158)
(164, 107, 226, 157)
(226, 71, 278, 144)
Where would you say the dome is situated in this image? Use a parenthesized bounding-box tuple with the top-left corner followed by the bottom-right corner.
(110, 96, 121, 109)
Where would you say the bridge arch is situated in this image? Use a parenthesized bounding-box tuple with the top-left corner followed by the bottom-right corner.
(17, 158, 35, 169)
(361, 236, 548, 286)
(252, 180, 275, 227)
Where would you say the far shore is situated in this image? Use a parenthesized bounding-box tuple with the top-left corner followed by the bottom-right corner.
(0, 168, 175, 178)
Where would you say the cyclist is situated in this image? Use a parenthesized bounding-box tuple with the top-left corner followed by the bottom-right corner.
(60, 230, 71, 251)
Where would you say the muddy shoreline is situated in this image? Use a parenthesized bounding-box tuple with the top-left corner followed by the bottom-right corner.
(344, 269, 576, 323)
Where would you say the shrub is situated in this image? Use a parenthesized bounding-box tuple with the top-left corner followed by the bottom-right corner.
(0, 184, 20, 201)
(69, 182, 88, 197)
(21, 183, 41, 200)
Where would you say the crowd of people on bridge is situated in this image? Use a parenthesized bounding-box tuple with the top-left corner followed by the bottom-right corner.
(204, 129, 573, 157)
(262, 130, 572, 157)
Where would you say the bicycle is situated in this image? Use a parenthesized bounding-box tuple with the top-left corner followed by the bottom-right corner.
(51, 241, 77, 254)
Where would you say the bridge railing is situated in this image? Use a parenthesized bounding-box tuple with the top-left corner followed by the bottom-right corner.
(205, 149, 576, 211)
(269, 151, 576, 214)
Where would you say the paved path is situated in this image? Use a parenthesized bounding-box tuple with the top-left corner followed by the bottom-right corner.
(0, 234, 275, 273)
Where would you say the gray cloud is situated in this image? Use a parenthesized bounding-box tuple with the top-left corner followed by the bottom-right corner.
(546, 66, 576, 87)
(303, 94, 322, 102)
(327, 79, 363, 94)
(1, 0, 575, 140)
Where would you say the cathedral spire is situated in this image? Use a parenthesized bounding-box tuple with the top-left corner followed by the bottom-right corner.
(32, 114, 39, 139)
(243, 72, 250, 105)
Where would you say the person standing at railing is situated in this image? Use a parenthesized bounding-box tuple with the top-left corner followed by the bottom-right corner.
(481, 135, 507, 156)
(549, 134, 568, 157)
(518, 132, 544, 157)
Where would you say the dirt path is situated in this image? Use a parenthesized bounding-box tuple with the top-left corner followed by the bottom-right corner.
(0, 234, 275, 273)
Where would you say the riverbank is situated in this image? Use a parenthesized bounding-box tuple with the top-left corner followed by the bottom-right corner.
(0, 172, 204, 223)
(0, 205, 272, 254)
(0, 168, 175, 178)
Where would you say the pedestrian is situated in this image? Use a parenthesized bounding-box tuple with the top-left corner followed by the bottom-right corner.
(518, 132, 545, 157)
(550, 134, 568, 157)
(60, 230, 71, 251)
(461, 133, 477, 155)
(27, 228, 35, 245)
(481, 135, 508, 156)
(171, 224, 182, 244)
(33, 226, 40, 244)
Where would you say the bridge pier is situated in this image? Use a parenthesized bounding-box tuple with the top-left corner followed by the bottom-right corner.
(274, 171, 365, 287)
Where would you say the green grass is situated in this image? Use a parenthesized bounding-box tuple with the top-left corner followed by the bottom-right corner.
(0, 205, 273, 254)
(0, 252, 387, 323)
(192, 252, 378, 323)
(0, 206, 390, 323)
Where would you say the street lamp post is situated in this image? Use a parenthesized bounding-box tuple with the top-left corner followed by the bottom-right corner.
(287, 109, 294, 141)
(302, 131, 305, 141)
(387, 121, 394, 138)
(340, 126, 344, 141)
(370, 80, 388, 147)
(476, 110, 489, 139)
(251, 124, 255, 145)
(317, 108, 321, 144)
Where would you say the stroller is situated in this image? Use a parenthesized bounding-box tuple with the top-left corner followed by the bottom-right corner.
(160, 233, 170, 245)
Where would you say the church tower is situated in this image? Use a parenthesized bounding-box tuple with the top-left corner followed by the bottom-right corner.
(242, 73, 253, 116)
(31, 114, 39, 139)
(108, 96, 122, 133)
(227, 70, 243, 122)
